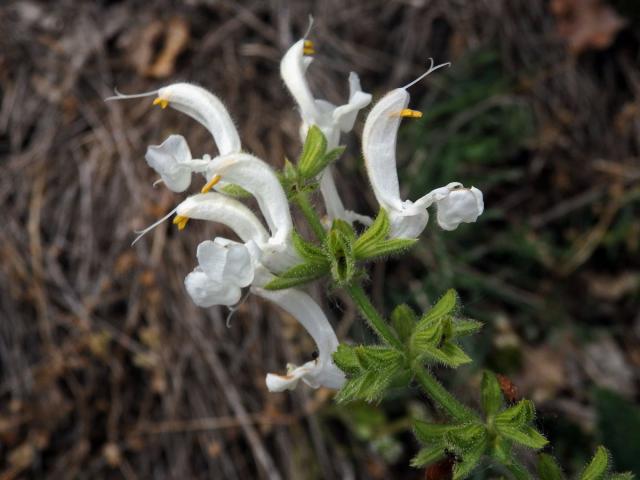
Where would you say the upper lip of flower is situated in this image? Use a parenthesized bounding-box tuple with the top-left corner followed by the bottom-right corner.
(155, 83, 241, 156)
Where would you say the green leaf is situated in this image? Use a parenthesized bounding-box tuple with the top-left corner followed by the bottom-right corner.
(263, 262, 329, 290)
(354, 345, 404, 371)
(219, 183, 252, 198)
(447, 422, 486, 449)
(495, 399, 536, 428)
(332, 344, 362, 375)
(415, 289, 458, 331)
(504, 460, 533, 480)
(537, 453, 565, 480)
(452, 433, 487, 480)
(608, 474, 635, 480)
(410, 445, 446, 468)
(291, 231, 327, 264)
(414, 420, 461, 443)
(302, 146, 346, 179)
(335, 368, 398, 403)
(481, 370, 504, 417)
(413, 339, 472, 368)
(452, 318, 483, 337)
(353, 209, 390, 252)
(495, 424, 548, 450)
(298, 125, 327, 179)
(354, 238, 417, 260)
(580, 446, 610, 480)
(391, 304, 417, 343)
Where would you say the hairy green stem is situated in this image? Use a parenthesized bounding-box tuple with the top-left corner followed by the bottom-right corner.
(294, 190, 326, 241)
(413, 366, 477, 423)
(346, 283, 404, 351)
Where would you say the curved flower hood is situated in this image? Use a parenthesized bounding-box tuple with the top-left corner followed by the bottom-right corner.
(155, 83, 241, 156)
(253, 280, 345, 392)
(362, 88, 484, 238)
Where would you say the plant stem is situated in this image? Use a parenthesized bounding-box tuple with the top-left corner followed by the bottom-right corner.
(295, 190, 326, 241)
(412, 366, 477, 423)
(346, 283, 404, 351)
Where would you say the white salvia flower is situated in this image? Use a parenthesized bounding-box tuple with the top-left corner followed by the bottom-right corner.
(107, 83, 241, 192)
(362, 64, 484, 238)
(253, 278, 345, 392)
(175, 195, 342, 392)
(280, 38, 372, 223)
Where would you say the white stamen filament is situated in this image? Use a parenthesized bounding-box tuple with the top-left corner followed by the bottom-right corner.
(131, 205, 179, 246)
(402, 58, 451, 90)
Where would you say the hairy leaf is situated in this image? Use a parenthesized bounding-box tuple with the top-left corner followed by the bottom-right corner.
(416, 289, 458, 331)
(298, 125, 327, 179)
(332, 344, 362, 375)
(291, 231, 327, 264)
(580, 446, 610, 480)
(481, 370, 504, 417)
(495, 424, 548, 450)
(538, 453, 565, 480)
(410, 445, 446, 468)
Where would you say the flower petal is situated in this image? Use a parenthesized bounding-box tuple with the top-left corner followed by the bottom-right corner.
(176, 193, 270, 246)
(253, 286, 345, 391)
(332, 73, 372, 132)
(184, 269, 242, 307)
(436, 187, 484, 231)
(208, 153, 292, 247)
(362, 88, 409, 212)
(157, 83, 241, 155)
(196, 239, 254, 287)
(145, 135, 193, 192)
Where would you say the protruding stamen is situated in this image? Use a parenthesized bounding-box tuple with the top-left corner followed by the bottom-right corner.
(402, 58, 452, 90)
(105, 87, 159, 102)
(392, 108, 423, 118)
(304, 40, 314, 48)
(153, 97, 169, 109)
(201, 174, 222, 193)
(173, 215, 190, 230)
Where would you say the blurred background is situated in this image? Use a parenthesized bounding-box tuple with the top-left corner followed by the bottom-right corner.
(1, 0, 640, 478)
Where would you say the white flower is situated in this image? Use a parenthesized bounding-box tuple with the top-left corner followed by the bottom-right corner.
(108, 83, 242, 192)
(280, 38, 372, 223)
(253, 283, 345, 392)
(185, 238, 256, 307)
(145, 135, 210, 192)
(175, 194, 343, 392)
(362, 71, 484, 238)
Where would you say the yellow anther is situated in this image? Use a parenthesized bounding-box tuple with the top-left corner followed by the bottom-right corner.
(153, 97, 169, 109)
(173, 215, 190, 231)
(397, 108, 423, 118)
(201, 174, 222, 193)
(303, 40, 315, 55)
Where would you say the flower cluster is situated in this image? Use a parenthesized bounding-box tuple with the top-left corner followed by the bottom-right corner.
(108, 33, 483, 393)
